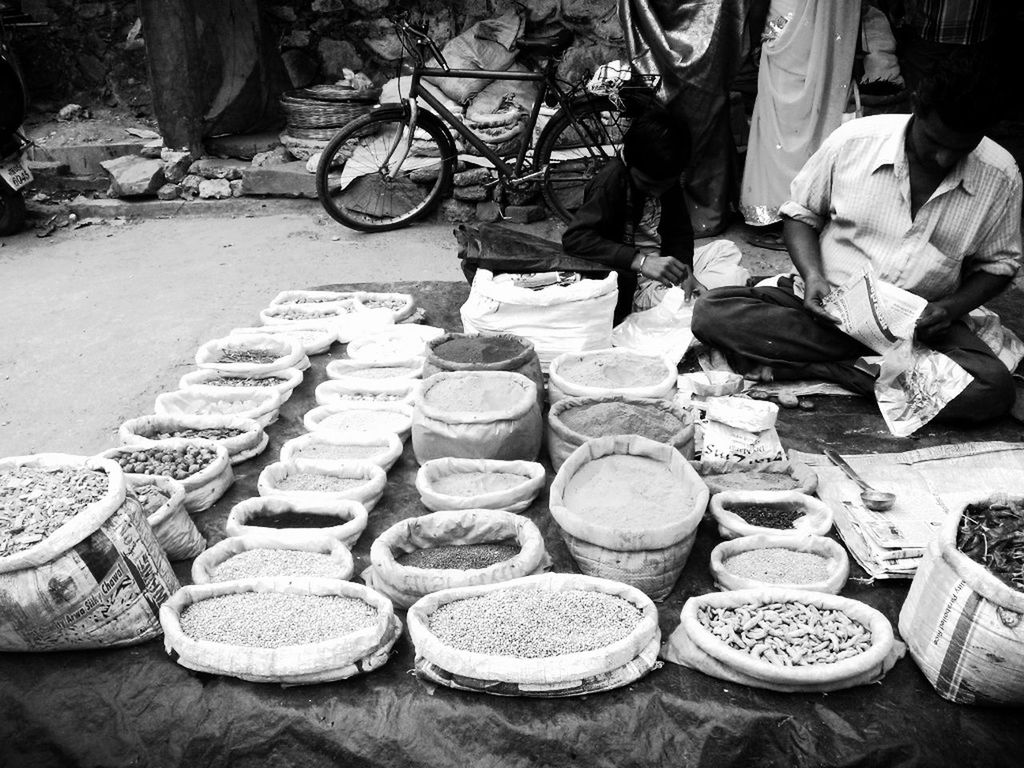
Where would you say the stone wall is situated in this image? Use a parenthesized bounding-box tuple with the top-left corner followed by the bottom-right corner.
(14, 0, 626, 115)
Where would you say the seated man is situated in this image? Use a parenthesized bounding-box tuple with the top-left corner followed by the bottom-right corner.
(692, 60, 1022, 423)
(562, 108, 701, 322)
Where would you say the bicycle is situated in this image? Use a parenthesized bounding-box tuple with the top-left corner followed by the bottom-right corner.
(315, 16, 659, 232)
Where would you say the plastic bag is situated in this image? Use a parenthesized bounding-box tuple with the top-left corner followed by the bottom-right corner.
(611, 286, 695, 365)
(875, 339, 973, 437)
(699, 397, 788, 473)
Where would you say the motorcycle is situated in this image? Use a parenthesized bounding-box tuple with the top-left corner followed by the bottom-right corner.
(0, 1, 33, 235)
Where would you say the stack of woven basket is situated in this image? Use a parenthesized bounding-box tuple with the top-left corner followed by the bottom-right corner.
(279, 83, 381, 161)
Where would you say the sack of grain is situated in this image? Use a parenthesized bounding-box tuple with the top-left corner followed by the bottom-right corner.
(549, 435, 708, 600)
(156, 387, 282, 429)
(304, 402, 414, 442)
(709, 490, 834, 539)
(314, 378, 419, 407)
(547, 395, 694, 471)
(259, 298, 362, 326)
(415, 457, 545, 513)
(662, 588, 904, 692)
(356, 291, 417, 322)
(899, 494, 1024, 705)
(269, 289, 360, 306)
(227, 496, 368, 548)
(460, 269, 618, 371)
(179, 367, 304, 403)
(258, 461, 386, 512)
(126, 474, 205, 561)
(281, 431, 404, 472)
(191, 533, 353, 584)
(407, 572, 661, 696)
(325, 357, 424, 384)
(412, 371, 542, 463)
(160, 577, 401, 685)
(195, 334, 305, 376)
(0, 453, 179, 651)
(348, 325, 446, 361)
(102, 439, 234, 514)
(362, 509, 551, 608)
(548, 348, 676, 405)
(423, 333, 544, 407)
(120, 414, 267, 466)
(230, 324, 336, 356)
(710, 534, 850, 594)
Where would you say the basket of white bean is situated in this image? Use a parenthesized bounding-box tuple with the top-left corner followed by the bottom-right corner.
(160, 577, 400, 685)
(191, 533, 354, 584)
(407, 573, 661, 697)
(661, 588, 905, 692)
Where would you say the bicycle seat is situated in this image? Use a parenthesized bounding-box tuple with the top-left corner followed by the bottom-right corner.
(514, 27, 574, 56)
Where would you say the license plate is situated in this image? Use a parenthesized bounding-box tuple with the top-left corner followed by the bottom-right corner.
(0, 156, 33, 191)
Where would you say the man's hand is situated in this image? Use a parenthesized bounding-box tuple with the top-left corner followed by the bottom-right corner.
(634, 254, 687, 287)
(680, 265, 707, 301)
(802, 273, 841, 323)
(915, 300, 954, 340)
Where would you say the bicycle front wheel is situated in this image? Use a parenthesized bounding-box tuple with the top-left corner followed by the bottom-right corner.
(316, 110, 454, 232)
(535, 97, 631, 223)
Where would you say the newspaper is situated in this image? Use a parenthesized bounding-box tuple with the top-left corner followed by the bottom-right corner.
(792, 442, 1024, 579)
(820, 269, 927, 354)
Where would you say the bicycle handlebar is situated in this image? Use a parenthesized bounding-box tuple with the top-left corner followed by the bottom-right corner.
(391, 15, 449, 70)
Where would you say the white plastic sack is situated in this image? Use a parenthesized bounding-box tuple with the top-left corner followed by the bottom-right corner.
(461, 269, 618, 371)
(699, 397, 788, 473)
(612, 287, 695, 365)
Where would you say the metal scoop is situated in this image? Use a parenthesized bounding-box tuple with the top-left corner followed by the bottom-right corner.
(824, 448, 896, 512)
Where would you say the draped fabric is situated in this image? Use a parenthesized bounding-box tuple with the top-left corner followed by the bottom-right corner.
(619, 0, 755, 236)
(740, 0, 861, 225)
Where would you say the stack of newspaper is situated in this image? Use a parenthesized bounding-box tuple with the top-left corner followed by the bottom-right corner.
(792, 443, 1024, 579)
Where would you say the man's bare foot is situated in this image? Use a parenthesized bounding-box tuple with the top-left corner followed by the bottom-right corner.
(745, 364, 775, 383)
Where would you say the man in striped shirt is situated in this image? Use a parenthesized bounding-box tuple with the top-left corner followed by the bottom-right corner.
(692, 62, 1022, 423)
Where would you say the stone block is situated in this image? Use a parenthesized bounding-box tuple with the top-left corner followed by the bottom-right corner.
(312, 0, 345, 11)
(350, 0, 390, 13)
(205, 132, 285, 161)
(453, 184, 488, 202)
(160, 150, 194, 183)
(476, 201, 503, 223)
(100, 155, 165, 197)
(28, 138, 154, 175)
(354, 19, 405, 61)
(251, 146, 292, 168)
(282, 49, 319, 89)
(504, 204, 547, 224)
(157, 184, 181, 201)
(180, 174, 202, 197)
(198, 179, 232, 199)
(241, 162, 318, 198)
(229, 180, 244, 198)
(319, 38, 363, 79)
(454, 167, 492, 187)
(440, 199, 477, 223)
(140, 139, 163, 159)
(189, 157, 250, 180)
(282, 29, 311, 48)
(410, 165, 442, 184)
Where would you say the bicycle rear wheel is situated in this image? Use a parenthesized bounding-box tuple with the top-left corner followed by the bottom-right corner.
(535, 97, 632, 223)
(316, 110, 454, 232)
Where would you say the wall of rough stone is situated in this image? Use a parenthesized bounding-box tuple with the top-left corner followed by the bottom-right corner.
(14, 0, 626, 116)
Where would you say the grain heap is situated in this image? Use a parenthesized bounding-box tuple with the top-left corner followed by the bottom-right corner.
(558, 401, 683, 443)
(212, 549, 349, 581)
(112, 445, 218, 481)
(291, 443, 385, 461)
(274, 473, 364, 492)
(397, 542, 520, 570)
(245, 510, 346, 529)
(198, 376, 283, 388)
(179, 592, 378, 648)
(339, 366, 418, 380)
(0, 466, 108, 556)
(428, 588, 642, 657)
(190, 397, 265, 416)
(726, 503, 803, 529)
(154, 427, 245, 441)
(557, 351, 667, 389)
(271, 306, 349, 320)
(723, 549, 831, 584)
(218, 348, 280, 365)
(698, 601, 872, 666)
(702, 471, 802, 493)
(433, 336, 524, 365)
(318, 410, 409, 433)
(361, 296, 407, 312)
(431, 472, 525, 497)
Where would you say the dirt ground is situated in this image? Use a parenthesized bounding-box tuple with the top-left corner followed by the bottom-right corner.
(0, 204, 788, 458)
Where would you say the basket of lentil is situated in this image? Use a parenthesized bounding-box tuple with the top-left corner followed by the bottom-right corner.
(661, 588, 904, 693)
(227, 497, 368, 548)
(547, 348, 676, 405)
(118, 414, 267, 466)
(698, 461, 818, 496)
(709, 490, 834, 540)
(195, 334, 305, 376)
(178, 367, 304, 403)
(126, 474, 205, 561)
(423, 332, 544, 407)
(102, 439, 234, 514)
(325, 357, 424, 384)
(191, 533, 354, 584)
(0, 453, 179, 651)
(258, 461, 386, 512)
(549, 435, 708, 600)
(230, 324, 336, 356)
(407, 573, 661, 696)
(899, 493, 1024, 705)
(314, 378, 419, 407)
(304, 402, 414, 442)
(415, 458, 545, 513)
(156, 387, 283, 429)
(710, 534, 850, 594)
(412, 371, 543, 463)
(356, 291, 417, 322)
(160, 577, 401, 685)
(347, 325, 446, 361)
(363, 509, 551, 608)
(547, 395, 694, 472)
(280, 431, 404, 472)
(269, 289, 360, 306)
